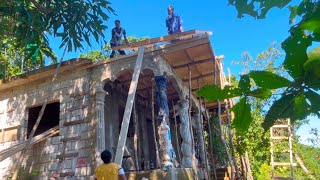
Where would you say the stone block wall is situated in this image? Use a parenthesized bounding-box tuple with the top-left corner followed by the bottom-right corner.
(0, 70, 97, 179)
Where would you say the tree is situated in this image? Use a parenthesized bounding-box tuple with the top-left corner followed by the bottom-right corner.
(0, 0, 114, 78)
(198, 0, 320, 132)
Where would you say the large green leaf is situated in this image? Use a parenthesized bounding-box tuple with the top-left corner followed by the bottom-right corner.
(304, 46, 320, 74)
(248, 88, 272, 99)
(239, 74, 250, 93)
(263, 92, 297, 130)
(263, 91, 311, 130)
(282, 27, 312, 79)
(231, 98, 252, 133)
(248, 71, 291, 89)
(197, 84, 242, 102)
(228, 0, 291, 19)
(304, 47, 320, 89)
(305, 89, 320, 117)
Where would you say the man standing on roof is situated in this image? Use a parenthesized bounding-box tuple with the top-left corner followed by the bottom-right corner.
(110, 20, 129, 58)
(166, 5, 183, 35)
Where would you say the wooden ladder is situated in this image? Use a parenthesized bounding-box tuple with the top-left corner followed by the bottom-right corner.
(270, 119, 296, 180)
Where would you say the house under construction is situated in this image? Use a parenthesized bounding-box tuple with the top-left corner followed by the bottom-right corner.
(0, 30, 231, 179)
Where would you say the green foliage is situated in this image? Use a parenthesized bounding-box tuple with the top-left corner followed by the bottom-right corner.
(248, 71, 291, 89)
(199, 0, 320, 132)
(209, 117, 228, 166)
(0, 0, 114, 79)
(231, 98, 252, 132)
(80, 50, 109, 62)
(79, 36, 149, 61)
(255, 163, 272, 180)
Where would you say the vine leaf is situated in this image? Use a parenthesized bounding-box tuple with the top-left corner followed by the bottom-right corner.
(305, 90, 320, 117)
(304, 47, 320, 89)
(239, 74, 250, 93)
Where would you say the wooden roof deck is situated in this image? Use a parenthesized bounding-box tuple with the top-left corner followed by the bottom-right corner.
(0, 30, 225, 112)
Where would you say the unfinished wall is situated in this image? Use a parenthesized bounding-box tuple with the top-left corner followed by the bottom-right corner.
(0, 69, 96, 179)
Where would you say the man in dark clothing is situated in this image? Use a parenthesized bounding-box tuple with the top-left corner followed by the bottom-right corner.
(110, 20, 129, 58)
(166, 5, 183, 35)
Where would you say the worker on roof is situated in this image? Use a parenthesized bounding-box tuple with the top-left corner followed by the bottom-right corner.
(166, 5, 183, 35)
(95, 149, 127, 180)
(110, 20, 129, 58)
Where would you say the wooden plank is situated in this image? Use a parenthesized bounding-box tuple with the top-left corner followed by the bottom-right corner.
(0, 126, 59, 162)
(271, 136, 289, 140)
(113, 30, 212, 51)
(272, 125, 290, 128)
(173, 58, 213, 69)
(114, 46, 145, 165)
(273, 162, 297, 166)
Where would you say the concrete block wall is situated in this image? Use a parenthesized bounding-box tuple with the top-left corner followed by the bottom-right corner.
(0, 70, 97, 179)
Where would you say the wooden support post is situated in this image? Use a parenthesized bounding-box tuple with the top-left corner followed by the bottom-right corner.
(172, 100, 181, 163)
(115, 46, 145, 165)
(133, 102, 139, 170)
(151, 83, 161, 168)
(188, 65, 198, 179)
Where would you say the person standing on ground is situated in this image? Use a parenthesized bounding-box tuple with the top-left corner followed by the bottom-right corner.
(95, 149, 127, 180)
(110, 20, 129, 58)
(166, 5, 183, 35)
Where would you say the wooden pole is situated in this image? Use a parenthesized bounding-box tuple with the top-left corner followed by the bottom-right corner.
(172, 100, 181, 163)
(151, 82, 161, 168)
(115, 46, 145, 164)
(224, 100, 241, 179)
(188, 65, 198, 179)
(133, 102, 139, 170)
(12, 42, 69, 180)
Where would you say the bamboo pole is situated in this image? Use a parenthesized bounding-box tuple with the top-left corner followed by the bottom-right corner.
(12, 43, 69, 180)
(188, 65, 198, 179)
(151, 82, 161, 168)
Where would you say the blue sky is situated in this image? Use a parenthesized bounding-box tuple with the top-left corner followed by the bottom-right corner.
(50, 1, 319, 145)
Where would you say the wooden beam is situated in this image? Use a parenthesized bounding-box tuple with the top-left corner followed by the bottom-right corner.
(173, 58, 213, 69)
(0, 126, 59, 162)
(183, 72, 213, 82)
(113, 30, 212, 51)
(115, 46, 145, 165)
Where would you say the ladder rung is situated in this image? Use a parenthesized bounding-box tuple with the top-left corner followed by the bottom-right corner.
(271, 136, 289, 140)
(59, 172, 75, 177)
(60, 136, 80, 142)
(56, 152, 78, 159)
(272, 125, 290, 128)
(273, 162, 297, 166)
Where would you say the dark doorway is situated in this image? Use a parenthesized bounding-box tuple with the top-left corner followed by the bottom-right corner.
(27, 102, 60, 138)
